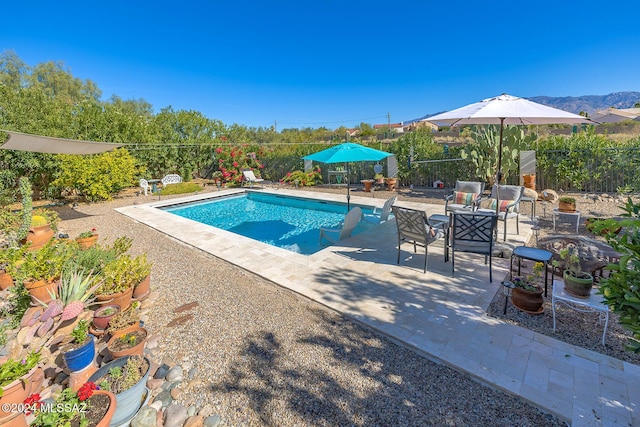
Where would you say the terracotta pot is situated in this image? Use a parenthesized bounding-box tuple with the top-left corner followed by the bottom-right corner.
(563, 270, 594, 298)
(92, 304, 121, 331)
(24, 279, 57, 305)
(0, 270, 13, 290)
(92, 390, 117, 427)
(361, 180, 374, 192)
(22, 225, 54, 251)
(385, 178, 397, 191)
(107, 326, 148, 358)
(95, 286, 134, 311)
(75, 234, 98, 249)
(0, 412, 29, 427)
(0, 366, 39, 419)
(523, 174, 536, 190)
(133, 275, 151, 301)
(558, 200, 576, 212)
(511, 287, 544, 314)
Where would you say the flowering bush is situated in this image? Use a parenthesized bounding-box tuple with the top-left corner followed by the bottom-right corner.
(77, 228, 97, 239)
(512, 262, 545, 291)
(214, 146, 265, 186)
(281, 166, 322, 186)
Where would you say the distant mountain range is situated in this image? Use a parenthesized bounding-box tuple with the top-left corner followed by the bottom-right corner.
(408, 91, 640, 124)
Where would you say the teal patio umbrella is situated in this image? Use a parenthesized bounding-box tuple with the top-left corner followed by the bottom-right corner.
(303, 142, 393, 210)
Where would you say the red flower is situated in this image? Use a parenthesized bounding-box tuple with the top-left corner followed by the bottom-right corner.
(77, 382, 97, 401)
(215, 147, 222, 153)
(232, 161, 239, 167)
(23, 393, 43, 415)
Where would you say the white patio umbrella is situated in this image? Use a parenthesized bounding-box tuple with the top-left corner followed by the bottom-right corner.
(423, 93, 596, 215)
(422, 93, 596, 185)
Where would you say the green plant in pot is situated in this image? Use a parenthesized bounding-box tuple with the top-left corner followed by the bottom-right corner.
(374, 173, 384, 184)
(558, 196, 576, 212)
(554, 247, 594, 298)
(95, 254, 138, 310)
(61, 319, 96, 372)
(510, 262, 545, 314)
(0, 350, 41, 419)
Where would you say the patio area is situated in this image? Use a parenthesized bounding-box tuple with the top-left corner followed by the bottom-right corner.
(116, 188, 639, 426)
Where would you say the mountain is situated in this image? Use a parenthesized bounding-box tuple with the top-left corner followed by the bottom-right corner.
(406, 92, 640, 124)
(528, 92, 640, 115)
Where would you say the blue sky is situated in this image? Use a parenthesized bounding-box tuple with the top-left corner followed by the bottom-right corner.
(3, 1, 639, 129)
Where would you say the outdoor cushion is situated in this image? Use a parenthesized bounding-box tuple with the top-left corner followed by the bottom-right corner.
(490, 199, 517, 212)
(453, 191, 479, 206)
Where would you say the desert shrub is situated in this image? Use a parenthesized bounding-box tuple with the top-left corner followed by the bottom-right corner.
(158, 182, 202, 195)
(52, 148, 137, 201)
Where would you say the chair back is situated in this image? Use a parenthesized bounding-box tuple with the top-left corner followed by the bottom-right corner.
(139, 178, 148, 188)
(340, 207, 362, 240)
(454, 180, 484, 195)
(243, 170, 259, 181)
(393, 206, 441, 246)
(451, 211, 497, 256)
(378, 196, 397, 223)
(162, 174, 182, 186)
(489, 184, 524, 212)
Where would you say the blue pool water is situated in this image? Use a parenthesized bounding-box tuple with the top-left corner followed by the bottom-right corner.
(162, 192, 375, 255)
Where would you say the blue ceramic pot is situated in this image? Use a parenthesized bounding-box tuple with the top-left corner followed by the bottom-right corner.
(89, 355, 151, 427)
(62, 334, 95, 372)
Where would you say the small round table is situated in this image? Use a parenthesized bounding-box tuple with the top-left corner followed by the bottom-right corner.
(552, 208, 581, 233)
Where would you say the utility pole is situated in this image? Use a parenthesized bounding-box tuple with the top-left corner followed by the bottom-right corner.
(387, 112, 391, 131)
(274, 120, 277, 132)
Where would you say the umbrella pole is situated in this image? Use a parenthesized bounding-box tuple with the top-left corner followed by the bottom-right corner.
(495, 118, 505, 217)
(347, 162, 351, 210)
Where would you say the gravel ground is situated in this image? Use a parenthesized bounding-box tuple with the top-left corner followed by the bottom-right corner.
(51, 184, 567, 427)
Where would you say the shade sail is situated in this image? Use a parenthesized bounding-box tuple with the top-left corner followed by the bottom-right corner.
(0, 130, 124, 154)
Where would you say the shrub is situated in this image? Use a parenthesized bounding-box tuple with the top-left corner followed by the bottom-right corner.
(281, 166, 322, 186)
(158, 182, 202, 195)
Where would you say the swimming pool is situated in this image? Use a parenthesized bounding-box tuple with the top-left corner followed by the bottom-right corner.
(162, 192, 376, 255)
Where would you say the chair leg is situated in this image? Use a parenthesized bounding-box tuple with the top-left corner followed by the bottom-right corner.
(503, 219, 507, 241)
(423, 245, 428, 273)
(516, 216, 520, 234)
(397, 238, 401, 265)
(451, 251, 455, 277)
(489, 255, 493, 283)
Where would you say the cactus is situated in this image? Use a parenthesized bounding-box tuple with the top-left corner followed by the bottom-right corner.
(61, 301, 85, 321)
(460, 125, 538, 187)
(17, 177, 33, 242)
(37, 317, 54, 336)
(30, 215, 48, 227)
(41, 299, 64, 322)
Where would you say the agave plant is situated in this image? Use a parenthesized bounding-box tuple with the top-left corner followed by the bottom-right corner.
(54, 269, 103, 321)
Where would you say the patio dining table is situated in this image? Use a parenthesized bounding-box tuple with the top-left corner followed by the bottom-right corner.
(147, 179, 161, 193)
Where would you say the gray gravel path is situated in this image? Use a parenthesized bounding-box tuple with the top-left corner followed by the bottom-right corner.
(54, 186, 566, 426)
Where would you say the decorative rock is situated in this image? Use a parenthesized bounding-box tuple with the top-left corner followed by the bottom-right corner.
(149, 401, 163, 411)
(148, 362, 160, 378)
(147, 378, 164, 390)
(186, 379, 203, 388)
(523, 187, 537, 200)
(131, 405, 158, 427)
(170, 387, 183, 399)
(146, 334, 160, 349)
(153, 390, 173, 408)
(187, 406, 197, 417)
(184, 415, 203, 427)
(166, 366, 183, 382)
(198, 405, 214, 418)
(203, 415, 221, 427)
(188, 367, 197, 380)
(541, 189, 559, 202)
(164, 404, 188, 427)
(54, 371, 69, 385)
(156, 408, 164, 427)
(161, 381, 180, 391)
(154, 363, 170, 379)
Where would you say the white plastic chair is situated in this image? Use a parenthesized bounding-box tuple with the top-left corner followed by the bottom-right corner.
(139, 178, 151, 196)
(319, 207, 362, 245)
(242, 170, 264, 188)
(363, 196, 397, 224)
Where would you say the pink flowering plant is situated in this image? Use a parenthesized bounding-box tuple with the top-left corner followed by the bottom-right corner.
(281, 166, 322, 186)
(77, 228, 97, 239)
(214, 145, 265, 186)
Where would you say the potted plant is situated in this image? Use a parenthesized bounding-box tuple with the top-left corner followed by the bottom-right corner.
(558, 196, 576, 212)
(510, 262, 545, 314)
(0, 351, 41, 418)
(76, 228, 99, 249)
(374, 173, 384, 184)
(212, 170, 223, 190)
(28, 382, 116, 427)
(554, 247, 594, 298)
(130, 254, 152, 301)
(88, 355, 150, 426)
(92, 304, 120, 331)
(21, 215, 55, 251)
(62, 320, 96, 373)
(360, 179, 374, 192)
(18, 240, 74, 305)
(107, 326, 148, 358)
(95, 254, 137, 310)
(106, 302, 141, 336)
(0, 246, 24, 290)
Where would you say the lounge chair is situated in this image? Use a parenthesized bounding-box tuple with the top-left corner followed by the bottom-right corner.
(139, 179, 151, 196)
(450, 211, 498, 282)
(319, 207, 362, 245)
(392, 206, 447, 273)
(444, 180, 484, 213)
(478, 184, 524, 241)
(363, 196, 397, 224)
(242, 169, 264, 188)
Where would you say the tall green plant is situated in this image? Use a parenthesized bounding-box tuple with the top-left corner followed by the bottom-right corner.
(591, 198, 640, 352)
(460, 125, 537, 187)
(17, 176, 33, 243)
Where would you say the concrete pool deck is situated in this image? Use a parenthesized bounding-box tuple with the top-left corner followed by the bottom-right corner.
(116, 188, 639, 426)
